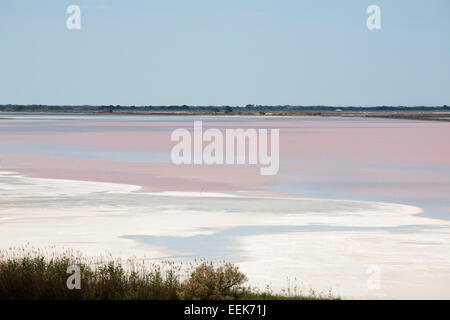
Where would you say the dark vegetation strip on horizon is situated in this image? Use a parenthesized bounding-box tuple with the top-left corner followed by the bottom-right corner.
(2, 105, 450, 121)
(1, 104, 449, 112)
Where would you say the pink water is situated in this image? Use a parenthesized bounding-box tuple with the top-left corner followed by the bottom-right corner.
(1, 114, 449, 219)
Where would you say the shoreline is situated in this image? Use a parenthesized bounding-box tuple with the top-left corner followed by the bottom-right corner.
(1, 169, 423, 217)
(1, 110, 450, 122)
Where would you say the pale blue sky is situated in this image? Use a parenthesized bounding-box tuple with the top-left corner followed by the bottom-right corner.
(0, 0, 449, 106)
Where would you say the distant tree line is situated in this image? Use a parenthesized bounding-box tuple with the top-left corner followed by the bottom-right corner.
(0, 104, 448, 113)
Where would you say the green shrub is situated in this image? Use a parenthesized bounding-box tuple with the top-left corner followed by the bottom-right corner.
(178, 262, 248, 300)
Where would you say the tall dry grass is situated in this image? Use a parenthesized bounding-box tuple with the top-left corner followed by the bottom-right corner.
(0, 246, 248, 300)
(0, 246, 337, 300)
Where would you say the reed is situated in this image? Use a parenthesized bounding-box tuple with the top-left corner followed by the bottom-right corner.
(0, 246, 337, 300)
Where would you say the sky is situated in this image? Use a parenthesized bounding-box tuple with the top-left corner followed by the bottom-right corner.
(0, 0, 449, 106)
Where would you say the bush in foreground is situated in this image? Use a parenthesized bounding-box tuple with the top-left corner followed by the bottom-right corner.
(178, 262, 248, 300)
